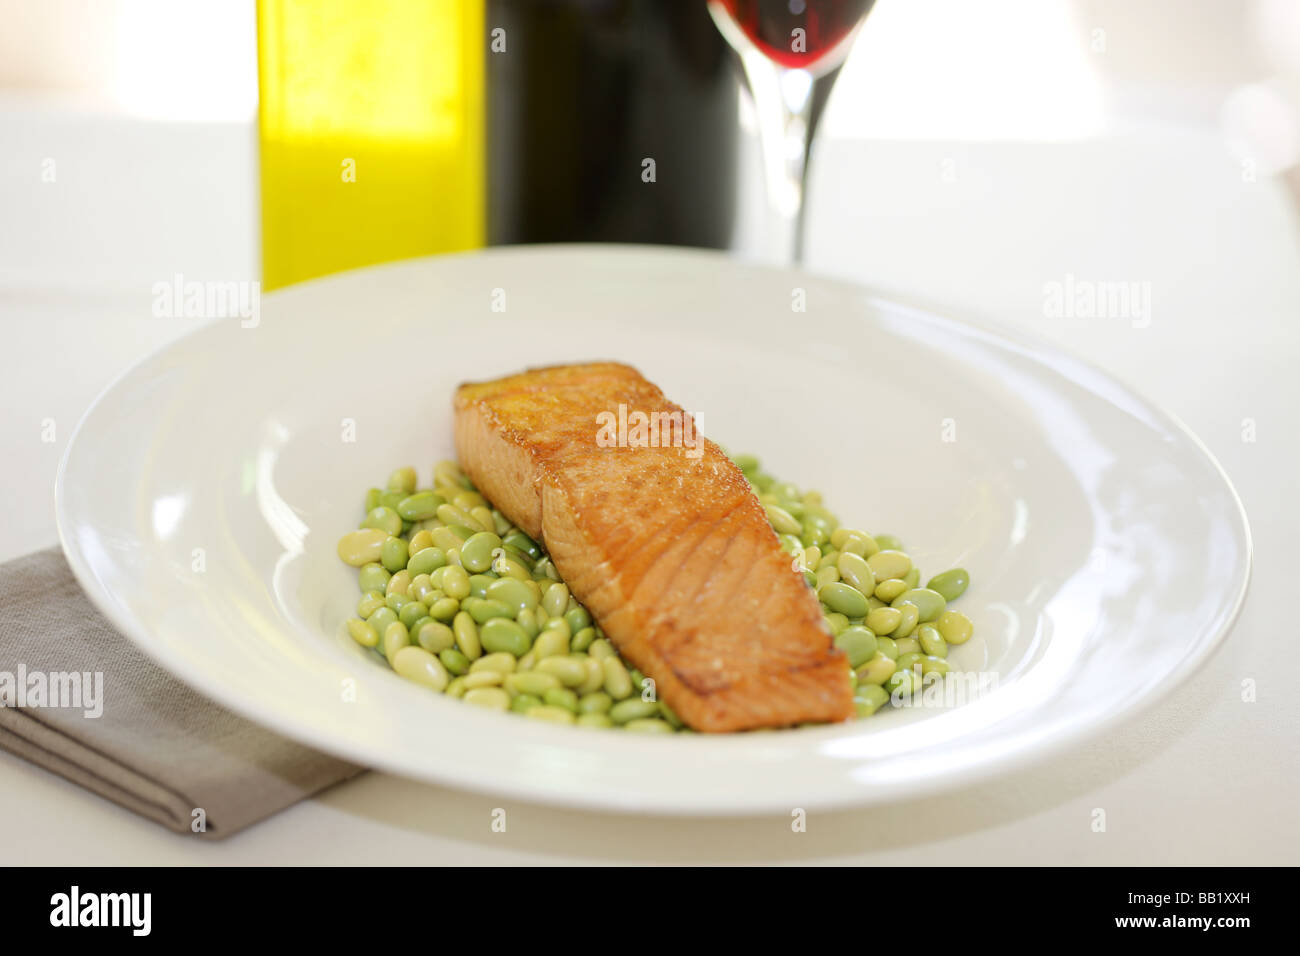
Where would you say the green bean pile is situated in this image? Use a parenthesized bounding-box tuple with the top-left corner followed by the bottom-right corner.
(338, 455, 974, 730)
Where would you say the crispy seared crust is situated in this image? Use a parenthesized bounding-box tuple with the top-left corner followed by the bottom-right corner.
(454, 362, 853, 732)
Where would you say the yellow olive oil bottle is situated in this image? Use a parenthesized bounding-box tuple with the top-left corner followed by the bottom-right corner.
(257, 0, 484, 290)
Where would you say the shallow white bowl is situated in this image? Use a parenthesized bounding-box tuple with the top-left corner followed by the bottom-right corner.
(56, 246, 1250, 813)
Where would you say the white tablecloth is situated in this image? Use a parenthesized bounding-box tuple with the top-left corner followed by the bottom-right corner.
(1, 104, 1296, 863)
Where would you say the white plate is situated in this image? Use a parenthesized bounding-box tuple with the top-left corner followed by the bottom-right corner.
(56, 247, 1250, 814)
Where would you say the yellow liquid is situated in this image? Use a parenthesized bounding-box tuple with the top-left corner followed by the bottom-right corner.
(258, 0, 484, 290)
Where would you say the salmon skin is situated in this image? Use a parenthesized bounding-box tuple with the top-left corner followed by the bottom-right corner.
(453, 362, 854, 732)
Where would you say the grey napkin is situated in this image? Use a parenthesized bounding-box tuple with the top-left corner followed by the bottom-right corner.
(0, 547, 364, 839)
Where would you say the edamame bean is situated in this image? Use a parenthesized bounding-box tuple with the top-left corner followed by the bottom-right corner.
(892, 603, 919, 639)
(854, 684, 891, 716)
(937, 610, 974, 645)
(543, 687, 579, 713)
(834, 625, 878, 669)
(415, 619, 455, 653)
(536, 656, 587, 687)
(819, 581, 869, 618)
(609, 698, 660, 724)
(875, 578, 908, 602)
(467, 598, 513, 624)
(479, 617, 531, 656)
(927, 568, 969, 602)
(917, 624, 947, 658)
(824, 612, 850, 636)
(381, 536, 409, 573)
(398, 602, 427, 629)
(439, 648, 470, 676)
(578, 691, 612, 714)
(506, 672, 561, 696)
(815, 565, 840, 587)
(875, 636, 899, 661)
(894, 637, 921, 656)
(470, 652, 517, 675)
(338, 529, 389, 567)
(441, 565, 471, 600)
(533, 627, 569, 660)
(576, 713, 613, 729)
(464, 687, 511, 710)
(452, 611, 481, 660)
(392, 645, 449, 691)
(525, 705, 576, 725)
(407, 546, 447, 577)
(856, 652, 897, 685)
(460, 531, 503, 573)
(366, 606, 398, 635)
(892, 587, 946, 623)
(896, 651, 924, 672)
(564, 606, 592, 633)
(918, 656, 950, 676)
(385, 569, 411, 597)
(836, 551, 877, 595)
(383, 621, 410, 663)
(867, 549, 912, 582)
(511, 693, 542, 713)
(408, 574, 435, 603)
(357, 562, 391, 592)
(463, 670, 505, 689)
(387, 467, 418, 495)
(346, 618, 379, 648)
(571, 626, 596, 653)
(874, 534, 904, 552)
(485, 577, 536, 615)
(361, 506, 403, 536)
(624, 718, 674, 734)
(431, 527, 468, 552)
(437, 503, 488, 534)
(356, 591, 386, 619)
(427, 596, 459, 622)
(602, 657, 634, 699)
(588, 638, 615, 660)
(865, 606, 902, 635)
(575, 657, 605, 695)
(539, 583, 568, 620)
(764, 503, 802, 535)
(396, 491, 442, 521)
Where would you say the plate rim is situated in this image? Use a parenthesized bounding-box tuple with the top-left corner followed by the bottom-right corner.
(53, 244, 1254, 814)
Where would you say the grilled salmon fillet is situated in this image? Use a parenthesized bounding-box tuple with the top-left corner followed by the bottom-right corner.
(453, 362, 853, 732)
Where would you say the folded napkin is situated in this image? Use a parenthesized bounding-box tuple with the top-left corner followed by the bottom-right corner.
(0, 548, 364, 839)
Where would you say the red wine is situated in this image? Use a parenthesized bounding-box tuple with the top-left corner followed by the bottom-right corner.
(715, 0, 874, 69)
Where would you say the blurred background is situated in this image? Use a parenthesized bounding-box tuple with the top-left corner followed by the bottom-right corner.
(2, 0, 1298, 293)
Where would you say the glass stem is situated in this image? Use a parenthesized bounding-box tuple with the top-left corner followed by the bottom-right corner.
(739, 57, 842, 265)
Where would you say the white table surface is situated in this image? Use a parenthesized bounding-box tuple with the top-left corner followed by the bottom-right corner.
(1, 103, 1297, 864)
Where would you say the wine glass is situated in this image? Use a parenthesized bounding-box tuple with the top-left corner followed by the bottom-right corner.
(708, 0, 876, 264)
